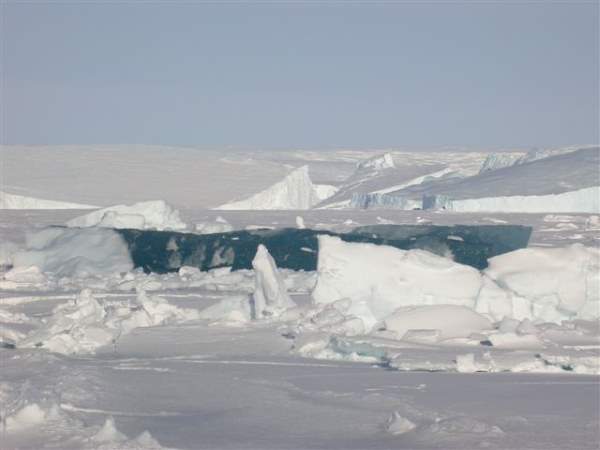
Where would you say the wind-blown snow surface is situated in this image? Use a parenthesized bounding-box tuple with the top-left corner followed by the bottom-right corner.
(216, 165, 337, 210)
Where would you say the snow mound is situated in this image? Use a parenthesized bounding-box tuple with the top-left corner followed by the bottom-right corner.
(383, 305, 492, 340)
(216, 166, 331, 210)
(0, 191, 97, 210)
(66, 200, 187, 231)
(356, 153, 395, 171)
(480, 244, 600, 322)
(252, 245, 296, 318)
(311, 236, 483, 331)
(12, 227, 133, 278)
(446, 186, 600, 213)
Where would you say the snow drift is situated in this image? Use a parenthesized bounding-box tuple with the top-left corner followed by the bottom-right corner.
(0, 191, 97, 210)
(66, 200, 187, 231)
(216, 166, 336, 210)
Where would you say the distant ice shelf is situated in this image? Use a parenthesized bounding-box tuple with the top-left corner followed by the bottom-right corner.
(0, 191, 97, 210)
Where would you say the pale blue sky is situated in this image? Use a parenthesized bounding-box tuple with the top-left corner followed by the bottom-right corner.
(2, 1, 598, 148)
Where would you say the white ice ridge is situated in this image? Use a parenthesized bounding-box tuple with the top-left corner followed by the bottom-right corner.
(0, 191, 97, 210)
(446, 186, 600, 213)
(215, 165, 336, 210)
(312, 236, 599, 329)
(66, 200, 187, 231)
(252, 244, 296, 318)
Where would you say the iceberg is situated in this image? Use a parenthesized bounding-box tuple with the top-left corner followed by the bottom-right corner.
(216, 166, 332, 210)
(66, 200, 187, 231)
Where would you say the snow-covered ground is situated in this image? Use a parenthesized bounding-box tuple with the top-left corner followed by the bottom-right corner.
(1, 145, 599, 449)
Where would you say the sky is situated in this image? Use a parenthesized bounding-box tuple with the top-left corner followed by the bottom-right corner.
(1, 1, 598, 149)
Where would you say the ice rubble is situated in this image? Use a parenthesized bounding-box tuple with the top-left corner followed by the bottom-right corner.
(197, 245, 298, 323)
(66, 200, 187, 231)
(2, 402, 169, 449)
(0, 191, 97, 210)
(11, 227, 133, 278)
(216, 165, 336, 210)
(18, 288, 199, 354)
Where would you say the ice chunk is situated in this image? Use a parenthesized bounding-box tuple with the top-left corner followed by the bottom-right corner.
(195, 216, 234, 234)
(456, 353, 479, 373)
(312, 236, 483, 331)
(5, 403, 48, 431)
(385, 412, 417, 435)
(356, 153, 395, 171)
(3, 266, 47, 285)
(251, 245, 296, 318)
(484, 244, 600, 321)
(384, 305, 492, 340)
(216, 166, 324, 210)
(12, 227, 133, 277)
(92, 417, 128, 443)
(66, 200, 187, 231)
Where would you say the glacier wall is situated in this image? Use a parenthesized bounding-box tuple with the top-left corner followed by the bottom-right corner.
(349, 193, 422, 210)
